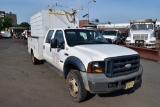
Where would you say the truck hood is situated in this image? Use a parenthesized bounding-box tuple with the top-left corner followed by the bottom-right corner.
(103, 35, 117, 40)
(73, 44, 138, 61)
(131, 30, 153, 34)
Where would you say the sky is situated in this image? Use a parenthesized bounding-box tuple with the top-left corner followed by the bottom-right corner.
(0, 0, 160, 24)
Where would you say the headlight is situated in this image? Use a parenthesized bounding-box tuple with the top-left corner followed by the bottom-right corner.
(150, 41, 156, 43)
(87, 61, 104, 73)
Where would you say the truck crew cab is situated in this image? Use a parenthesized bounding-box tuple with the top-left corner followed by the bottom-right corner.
(28, 9, 143, 102)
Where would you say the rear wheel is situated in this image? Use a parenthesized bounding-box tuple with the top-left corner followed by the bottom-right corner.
(31, 52, 39, 65)
(67, 70, 87, 102)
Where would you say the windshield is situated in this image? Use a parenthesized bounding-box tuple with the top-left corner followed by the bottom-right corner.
(103, 31, 117, 36)
(131, 24, 153, 30)
(65, 29, 108, 46)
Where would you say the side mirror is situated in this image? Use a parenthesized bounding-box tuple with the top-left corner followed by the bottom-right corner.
(51, 38, 65, 49)
(51, 38, 57, 48)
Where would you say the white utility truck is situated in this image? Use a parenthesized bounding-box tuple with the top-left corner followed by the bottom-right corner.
(126, 19, 157, 48)
(28, 9, 143, 102)
(102, 30, 121, 43)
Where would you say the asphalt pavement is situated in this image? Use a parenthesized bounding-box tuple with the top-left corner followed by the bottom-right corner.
(0, 38, 160, 107)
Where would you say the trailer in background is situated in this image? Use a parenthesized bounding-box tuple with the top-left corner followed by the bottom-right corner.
(9, 27, 27, 39)
(97, 23, 129, 33)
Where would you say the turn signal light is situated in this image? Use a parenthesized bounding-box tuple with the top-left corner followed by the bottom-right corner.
(92, 69, 103, 73)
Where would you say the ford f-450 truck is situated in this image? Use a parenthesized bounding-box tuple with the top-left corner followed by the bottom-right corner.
(28, 9, 143, 102)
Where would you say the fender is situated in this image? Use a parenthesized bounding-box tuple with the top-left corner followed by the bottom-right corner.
(63, 56, 86, 78)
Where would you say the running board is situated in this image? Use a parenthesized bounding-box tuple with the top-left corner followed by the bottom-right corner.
(44, 62, 65, 78)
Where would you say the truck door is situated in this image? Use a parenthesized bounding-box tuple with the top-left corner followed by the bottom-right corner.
(43, 30, 55, 64)
(51, 30, 67, 71)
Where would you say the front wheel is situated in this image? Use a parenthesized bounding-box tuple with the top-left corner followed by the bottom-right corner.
(67, 70, 87, 102)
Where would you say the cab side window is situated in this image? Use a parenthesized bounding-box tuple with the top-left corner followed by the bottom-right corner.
(45, 30, 54, 43)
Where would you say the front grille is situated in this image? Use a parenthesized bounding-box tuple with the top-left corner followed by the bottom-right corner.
(104, 54, 140, 77)
(133, 34, 148, 40)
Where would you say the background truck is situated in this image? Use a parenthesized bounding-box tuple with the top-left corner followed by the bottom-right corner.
(28, 9, 143, 102)
(102, 30, 121, 44)
(126, 19, 157, 48)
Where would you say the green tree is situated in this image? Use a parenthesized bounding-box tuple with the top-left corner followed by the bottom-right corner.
(0, 16, 13, 30)
(18, 22, 30, 30)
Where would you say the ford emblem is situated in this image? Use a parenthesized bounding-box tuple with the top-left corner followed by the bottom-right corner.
(125, 64, 131, 69)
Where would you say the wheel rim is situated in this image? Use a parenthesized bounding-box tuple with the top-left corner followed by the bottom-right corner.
(68, 76, 79, 98)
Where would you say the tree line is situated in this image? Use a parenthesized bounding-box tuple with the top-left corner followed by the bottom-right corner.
(0, 16, 30, 31)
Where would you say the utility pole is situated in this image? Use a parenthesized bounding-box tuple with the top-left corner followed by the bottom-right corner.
(87, 0, 96, 24)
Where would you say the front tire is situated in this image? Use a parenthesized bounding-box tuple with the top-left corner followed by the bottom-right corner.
(67, 70, 87, 102)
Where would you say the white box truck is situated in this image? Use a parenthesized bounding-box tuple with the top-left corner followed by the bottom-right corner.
(126, 19, 157, 48)
(28, 9, 143, 102)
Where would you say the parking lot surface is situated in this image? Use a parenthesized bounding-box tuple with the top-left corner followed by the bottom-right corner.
(0, 39, 160, 107)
